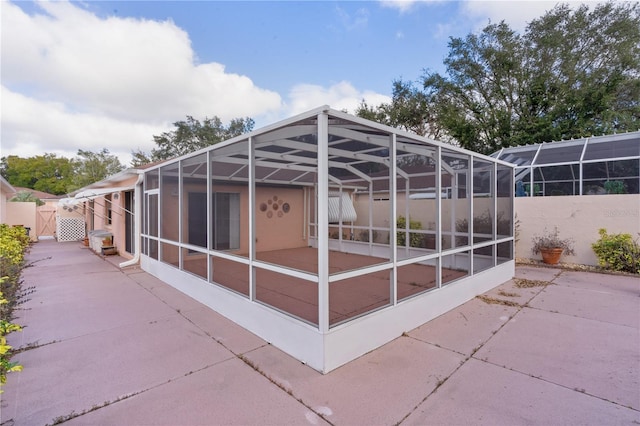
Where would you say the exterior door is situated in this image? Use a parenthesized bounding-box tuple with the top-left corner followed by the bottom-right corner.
(36, 205, 57, 237)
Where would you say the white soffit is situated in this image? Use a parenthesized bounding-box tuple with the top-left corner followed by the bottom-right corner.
(74, 186, 135, 200)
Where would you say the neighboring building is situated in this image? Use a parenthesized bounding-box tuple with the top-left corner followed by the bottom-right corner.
(12, 187, 65, 206)
(492, 131, 640, 196)
(0, 176, 17, 224)
(494, 131, 640, 265)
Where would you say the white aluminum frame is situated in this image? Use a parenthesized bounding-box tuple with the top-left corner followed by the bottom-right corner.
(138, 106, 515, 373)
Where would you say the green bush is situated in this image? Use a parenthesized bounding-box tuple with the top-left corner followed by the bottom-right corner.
(0, 225, 30, 320)
(591, 228, 640, 274)
(396, 216, 423, 248)
(0, 225, 29, 392)
(603, 180, 627, 194)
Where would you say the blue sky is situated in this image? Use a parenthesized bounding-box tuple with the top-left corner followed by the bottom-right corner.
(1, 0, 588, 166)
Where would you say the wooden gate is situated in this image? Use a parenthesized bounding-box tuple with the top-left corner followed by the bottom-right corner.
(36, 205, 57, 237)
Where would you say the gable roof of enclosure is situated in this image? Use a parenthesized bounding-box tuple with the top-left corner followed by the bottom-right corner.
(492, 131, 640, 195)
(144, 105, 513, 186)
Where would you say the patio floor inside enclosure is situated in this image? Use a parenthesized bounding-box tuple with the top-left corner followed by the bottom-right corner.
(171, 247, 473, 326)
(139, 106, 515, 370)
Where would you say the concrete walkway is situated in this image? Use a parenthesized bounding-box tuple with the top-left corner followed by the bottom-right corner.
(1, 239, 638, 425)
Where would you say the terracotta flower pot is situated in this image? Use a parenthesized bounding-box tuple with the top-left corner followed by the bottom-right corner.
(540, 248, 563, 265)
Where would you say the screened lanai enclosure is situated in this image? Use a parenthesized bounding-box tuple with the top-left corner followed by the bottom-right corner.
(140, 106, 515, 372)
(493, 131, 640, 197)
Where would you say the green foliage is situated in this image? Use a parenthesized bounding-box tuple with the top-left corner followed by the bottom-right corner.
(70, 148, 124, 191)
(130, 149, 154, 168)
(363, 3, 640, 154)
(531, 227, 575, 256)
(9, 190, 44, 206)
(396, 216, 423, 247)
(0, 301, 23, 392)
(356, 80, 443, 139)
(143, 115, 255, 163)
(0, 154, 74, 195)
(604, 180, 627, 194)
(0, 224, 30, 320)
(0, 224, 29, 392)
(592, 229, 640, 274)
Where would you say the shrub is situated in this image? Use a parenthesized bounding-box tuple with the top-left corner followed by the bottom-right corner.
(0, 224, 29, 393)
(592, 229, 640, 274)
(531, 227, 575, 256)
(0, 289, 23, 392)
(603, 180, 627, 194)
(396, 216, 423, 248)
(0, 225, 30, 320)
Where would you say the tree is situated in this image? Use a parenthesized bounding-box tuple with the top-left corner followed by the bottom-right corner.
(130, 149, 153, 168)
(356, 80, 444, 139)
(9, 191, 44, 206)
(135, 115, 255, 165)
(71, 148, 124, 190)
(0, 154, 74, 195)
(363, 2, 640, 154)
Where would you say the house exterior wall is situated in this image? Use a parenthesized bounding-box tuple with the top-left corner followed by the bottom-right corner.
(255, 186, 307, 252)
(157, 182, 307, 261)
(5, 202, 37, 241)
(0, 193, 8, 223)
(80, 175, 140, 258)
(86, 192, 133, 259)
(515, 194, 640, 266)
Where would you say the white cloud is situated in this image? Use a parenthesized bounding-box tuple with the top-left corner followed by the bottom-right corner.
(334, 6, 370, 31)
(461, 0, 588, 32)
(1, 85, 166, 165)
(1, 1, 282, 165)
(285, 81, 391, 117)
(380, 0, 445, 14)
(380, 1, 419, 14)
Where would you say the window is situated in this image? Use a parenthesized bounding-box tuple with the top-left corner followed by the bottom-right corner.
(105, 194, 112, 225)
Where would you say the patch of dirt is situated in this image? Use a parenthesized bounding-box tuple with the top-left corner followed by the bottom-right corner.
(476, 295, 521, 307)
(497, 290, 520, 298)
(514, 278, 550, 288)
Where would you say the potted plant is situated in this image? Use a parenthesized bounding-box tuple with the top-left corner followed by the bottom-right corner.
(531, 227, 575, 265)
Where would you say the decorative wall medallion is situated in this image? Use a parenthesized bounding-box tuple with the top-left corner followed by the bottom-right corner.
(260, 195, 289, 218)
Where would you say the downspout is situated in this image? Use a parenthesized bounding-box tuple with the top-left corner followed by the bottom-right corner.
(119, 173, 144, 268)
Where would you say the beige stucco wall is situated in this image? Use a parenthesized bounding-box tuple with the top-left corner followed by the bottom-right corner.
(515, 194, 640, 266)
(5, 202, 37, 241)
(0, 194, 8, 224)
(157, 181, 307, 262)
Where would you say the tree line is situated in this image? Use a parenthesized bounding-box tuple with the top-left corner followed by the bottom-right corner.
(3, 2, 637, 193)
(0, 116, 254, 196)
(357, 2, 639, 154)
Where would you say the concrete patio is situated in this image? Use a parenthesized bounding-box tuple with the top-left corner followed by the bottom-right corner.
(1, 239, 638, 425)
